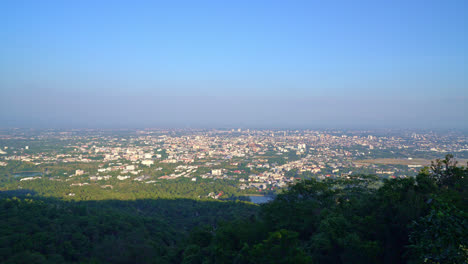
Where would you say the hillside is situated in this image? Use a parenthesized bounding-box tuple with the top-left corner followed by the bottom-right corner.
(0, 155, 466, 263)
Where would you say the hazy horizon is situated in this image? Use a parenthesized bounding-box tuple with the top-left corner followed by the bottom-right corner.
(1, 0, 467, 129)
(1, 95, 467, 130)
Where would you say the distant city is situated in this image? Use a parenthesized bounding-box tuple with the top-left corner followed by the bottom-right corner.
(1, 128, 466, 200)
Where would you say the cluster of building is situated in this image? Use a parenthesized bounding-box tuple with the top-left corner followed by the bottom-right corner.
(1, 128, 467, 194)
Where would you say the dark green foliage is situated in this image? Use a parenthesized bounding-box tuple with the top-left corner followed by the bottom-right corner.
(0, 197, 175, 263)
(180, 154, 467, 264)
(1, 154, 466, 263)
(0, 196, 257, 264)
(248, 230, 311, 264)
(407, 200, 468, 264)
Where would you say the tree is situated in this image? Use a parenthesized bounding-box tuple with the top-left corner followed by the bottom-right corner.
(408, 200, 468, 264)
(430, 154, 459, 188)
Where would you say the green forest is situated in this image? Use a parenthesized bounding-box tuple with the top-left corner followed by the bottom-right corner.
(0, 155, 466, 263)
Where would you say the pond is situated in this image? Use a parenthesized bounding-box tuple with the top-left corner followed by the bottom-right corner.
(248, 195, 274, 204)
(13, 172, 43, 178)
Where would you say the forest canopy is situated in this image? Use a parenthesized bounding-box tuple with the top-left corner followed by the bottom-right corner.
(0, 154, 466, 263)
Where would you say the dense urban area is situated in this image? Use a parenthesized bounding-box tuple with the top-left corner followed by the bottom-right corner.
(0, 128, 467, 200)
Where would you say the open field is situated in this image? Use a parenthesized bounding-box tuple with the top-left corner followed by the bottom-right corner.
(354, 158, 468, 166)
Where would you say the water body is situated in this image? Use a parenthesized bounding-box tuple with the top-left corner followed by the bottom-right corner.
(248, 195, 274, 204)
(13, 172, 43, 178)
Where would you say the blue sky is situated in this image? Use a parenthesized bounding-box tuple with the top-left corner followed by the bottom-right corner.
(1, 0, 467, 128)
